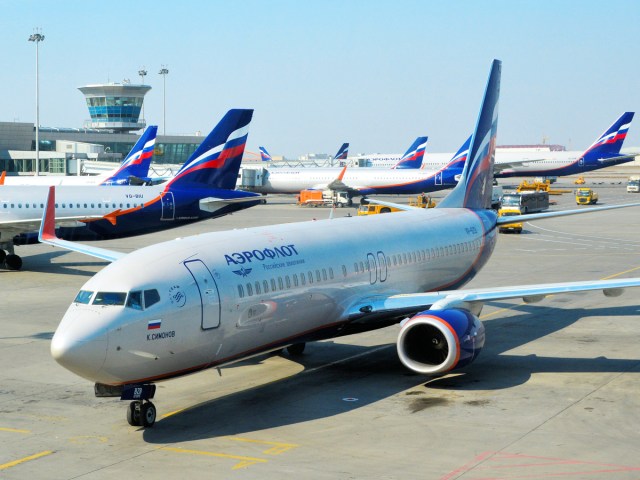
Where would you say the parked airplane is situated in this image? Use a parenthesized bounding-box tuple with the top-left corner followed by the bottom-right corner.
(249, 139, 465, 197)
(42, 60, 640, 427)
(493, 112, 636, 177)
(0, 126, 159, 186)
(0, 110, 261, 270)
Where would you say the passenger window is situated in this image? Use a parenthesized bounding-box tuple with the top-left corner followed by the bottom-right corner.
(144, 289, 161, 308)
(255, 281, 261, 295)
(293, 274, 299, 287)
(238, 285, 244, 298)
(354, 262, 359, 273)
(93, 292, 126, 306)
(271, 278, 277, 291)
(263, 280, 269, 293)
(300, 273, 306, 285)
(126, 291, 143, 310)
(342, 265, 347, 277)
(246, 283, 253, 296)
(285, 276, 291, 288)
(278, 277, 284, 290)
(322, 269, 327, 281)
(315, 270, 321, 282)
(308, 272, 313, 284)
(74, 290, 93, 304)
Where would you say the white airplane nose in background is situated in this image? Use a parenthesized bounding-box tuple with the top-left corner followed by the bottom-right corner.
(51, 330, 108, 381)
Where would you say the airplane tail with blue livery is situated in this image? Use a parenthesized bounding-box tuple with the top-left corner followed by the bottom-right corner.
(164, 109, 253, 191)
(334, 143, 349, 162)
(259, 146, 272, 162)
(581, 112, 634, 162)
(391, 137, 428, 169)
(100, 125, 158, 186)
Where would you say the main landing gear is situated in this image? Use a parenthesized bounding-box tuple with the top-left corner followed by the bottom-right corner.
(121, 384, 157, 428)
(0, 247, 22, 271)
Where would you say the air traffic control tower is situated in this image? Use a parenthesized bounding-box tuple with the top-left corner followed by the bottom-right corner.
(78, 83, 151, 132)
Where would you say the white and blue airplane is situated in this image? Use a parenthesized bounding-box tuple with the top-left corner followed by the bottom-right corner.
(1, 125, 159, 186)
(0, 110, 262, 270)
(43, 60, 640, 428)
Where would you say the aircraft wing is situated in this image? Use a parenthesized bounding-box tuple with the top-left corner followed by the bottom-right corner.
(496, 201, 640, 225)
(37, 187, 125, 263)
(347, 277, 640, 322)
(0, 215, 101, 238)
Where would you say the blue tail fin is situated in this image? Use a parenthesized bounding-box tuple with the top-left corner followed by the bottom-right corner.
(259, 146, 272, 162)
(100, 125, 158, 185)
(446, 135, 472, 169)
(392, 137, 428, 169)
(165, 109, 253, 190)
(334, 143, 349, 161)
(581, 112, 634, 159)
(437, 60, 501, 210)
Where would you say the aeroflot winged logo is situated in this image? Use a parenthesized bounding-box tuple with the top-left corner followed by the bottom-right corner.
(232, 267, 253, 277)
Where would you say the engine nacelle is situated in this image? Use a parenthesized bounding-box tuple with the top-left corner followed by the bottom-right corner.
(397, 309, 485, 374)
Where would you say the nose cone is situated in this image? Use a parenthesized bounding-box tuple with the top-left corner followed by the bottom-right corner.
(51, 309, 109, 381)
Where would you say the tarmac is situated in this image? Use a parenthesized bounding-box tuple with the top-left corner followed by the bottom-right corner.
(1, 173, 640, 479)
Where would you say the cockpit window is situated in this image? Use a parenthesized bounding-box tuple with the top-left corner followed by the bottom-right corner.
(74, 290, 94, 304)
(144, 289, 160, 308)
(126, 291, 143, 310)
(93, 292, 127, 306)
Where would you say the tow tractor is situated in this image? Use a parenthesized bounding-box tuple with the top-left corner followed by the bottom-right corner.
(575, 188, 598, 205)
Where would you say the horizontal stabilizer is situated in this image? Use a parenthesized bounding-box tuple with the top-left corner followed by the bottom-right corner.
(496, 201, 640, 226)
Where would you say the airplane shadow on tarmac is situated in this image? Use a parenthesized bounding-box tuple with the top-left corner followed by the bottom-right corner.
(143, 302, 640, 443)
(3, 249, 108, 276)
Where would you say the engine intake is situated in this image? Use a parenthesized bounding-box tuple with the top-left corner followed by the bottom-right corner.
(397, 309, 485, 374)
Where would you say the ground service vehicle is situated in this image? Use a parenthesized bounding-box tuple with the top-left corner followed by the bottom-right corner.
(297, 190, 351, 207)
(627, 176, 640, 193)
(575, 188, 598, 205)
(497, 207, 523, 233)
(357, 204, 402, 215)
(500, 191, 549, 214)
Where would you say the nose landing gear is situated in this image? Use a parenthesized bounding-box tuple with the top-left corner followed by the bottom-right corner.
(127, 400, 157, 427)
(121, 383, 157, 428)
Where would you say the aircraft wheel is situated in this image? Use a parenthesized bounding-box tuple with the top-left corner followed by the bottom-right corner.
(127, 401, 142, 426)
(0, 249, 6, 264)
(5, 254, 22, 271)
(287, 343, 306, 356)
(380, 207, 391, 213)
(141, 402, 157, 427)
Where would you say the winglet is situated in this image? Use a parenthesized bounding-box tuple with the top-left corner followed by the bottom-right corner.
(0, 170, 5, 185)
(337, 165, 348, 181)
(39, 186, 57, 242)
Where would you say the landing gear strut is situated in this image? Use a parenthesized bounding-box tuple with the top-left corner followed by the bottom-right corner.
(121, 384, 157, 428)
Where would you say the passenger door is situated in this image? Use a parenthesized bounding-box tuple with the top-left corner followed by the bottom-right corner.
(184, 259, 221, 329)
(161, 192, 175, 220)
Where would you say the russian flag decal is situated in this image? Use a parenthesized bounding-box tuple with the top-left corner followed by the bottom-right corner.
(148, 320, 162, 330)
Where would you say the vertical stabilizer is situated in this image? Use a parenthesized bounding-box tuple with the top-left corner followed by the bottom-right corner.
(437, 60, 501, 210)
(581, 112, 634, 159)
(392, 137, 428, 169)
(165, 109, 253, 190)
(101, 125, 158, 185)
(334, 143, 349, 161)
(259, 146, 272, 162)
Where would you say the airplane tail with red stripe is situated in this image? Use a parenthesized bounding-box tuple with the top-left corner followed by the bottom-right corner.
(165, 109, 253, 190)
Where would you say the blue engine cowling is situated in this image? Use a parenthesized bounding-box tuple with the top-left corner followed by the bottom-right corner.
(396, 309, 485, 374)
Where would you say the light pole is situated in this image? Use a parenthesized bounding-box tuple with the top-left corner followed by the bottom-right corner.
(158, 65, 169, 135)
(28, 29, 45, 176)
(138, 67, 147, 121)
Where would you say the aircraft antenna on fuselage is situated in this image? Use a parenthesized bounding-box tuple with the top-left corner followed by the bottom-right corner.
(437, 59, 501, 210)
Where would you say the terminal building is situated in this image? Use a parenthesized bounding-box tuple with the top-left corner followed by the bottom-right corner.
(0, 82, 206, 176)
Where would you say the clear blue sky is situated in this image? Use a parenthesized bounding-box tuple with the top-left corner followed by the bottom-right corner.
(2, 0, 640, 157)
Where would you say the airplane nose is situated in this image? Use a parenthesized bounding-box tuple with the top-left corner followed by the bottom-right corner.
(51, 316, 109, 381)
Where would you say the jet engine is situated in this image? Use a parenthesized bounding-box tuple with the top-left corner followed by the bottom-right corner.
(396, 309, 485, 374)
